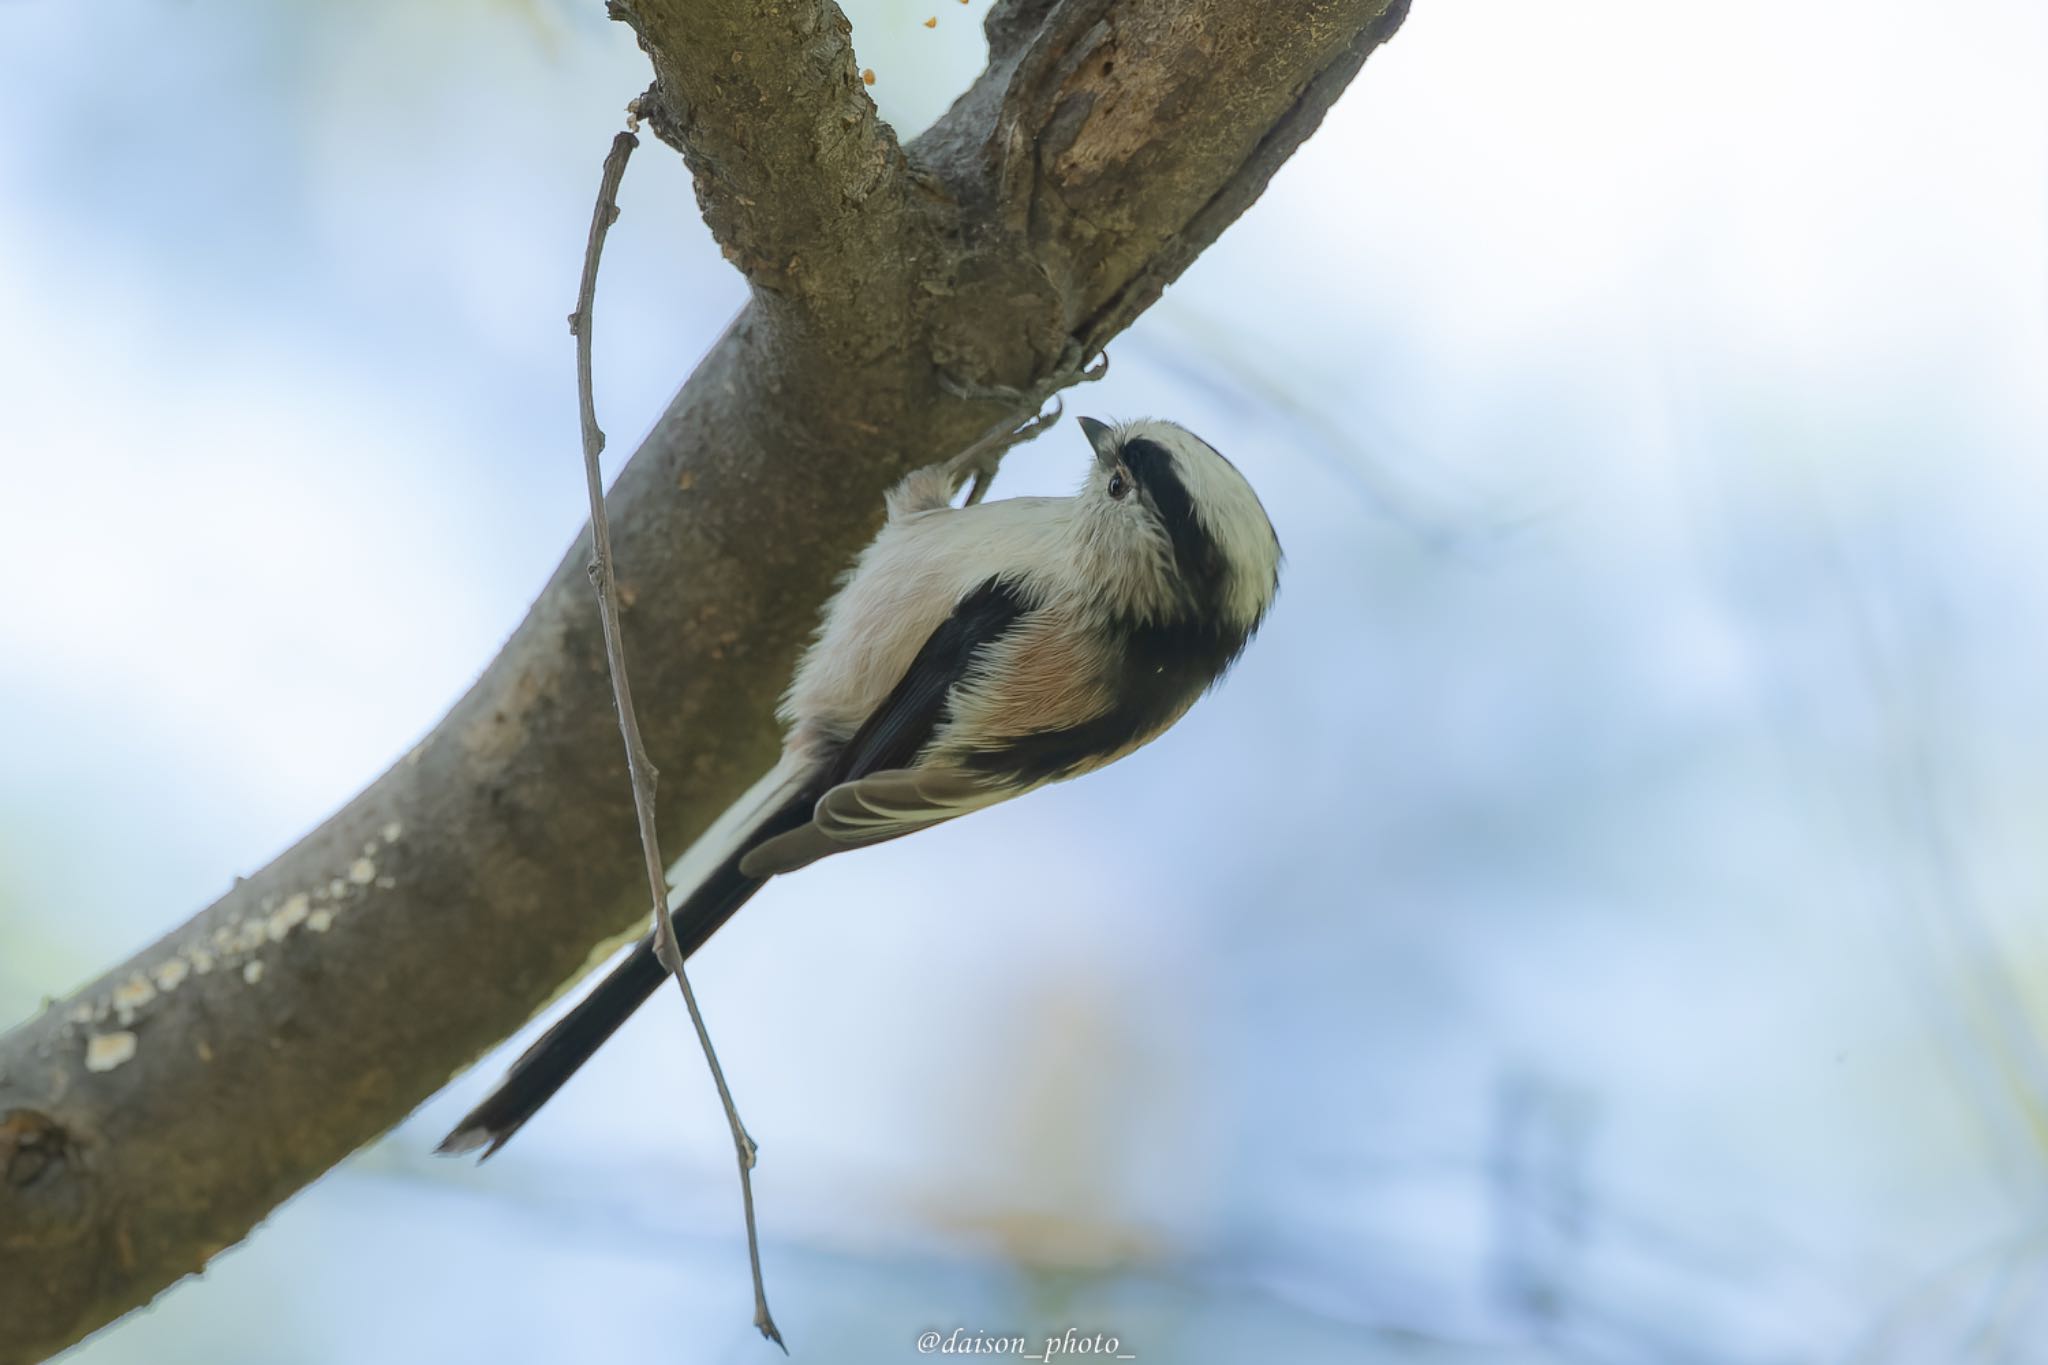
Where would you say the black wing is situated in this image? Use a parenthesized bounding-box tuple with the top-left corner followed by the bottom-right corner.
(823, 576, 1028, 785)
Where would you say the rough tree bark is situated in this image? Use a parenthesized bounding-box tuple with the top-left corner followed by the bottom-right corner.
(0, 0, 1409, 1358)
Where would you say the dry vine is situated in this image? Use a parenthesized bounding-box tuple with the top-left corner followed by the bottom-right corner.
(569, 128, 781, 1346)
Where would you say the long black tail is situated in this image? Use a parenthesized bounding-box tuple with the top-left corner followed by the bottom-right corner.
(437, 789, 812, 1159)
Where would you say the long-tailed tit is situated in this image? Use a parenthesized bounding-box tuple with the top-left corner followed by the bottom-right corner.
(439, 416, 1282, 1157)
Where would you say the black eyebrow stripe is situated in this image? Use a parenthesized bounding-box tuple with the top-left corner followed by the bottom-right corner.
(1120, 437, 1228, 612)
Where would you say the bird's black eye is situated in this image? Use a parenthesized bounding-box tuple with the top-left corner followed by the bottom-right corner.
(1108, 469, 1130, 500)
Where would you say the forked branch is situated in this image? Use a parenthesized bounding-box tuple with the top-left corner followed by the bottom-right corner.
(0, 3, 1411, 1360)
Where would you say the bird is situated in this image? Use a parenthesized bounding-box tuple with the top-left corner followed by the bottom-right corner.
(438, 415, 1282, 1158)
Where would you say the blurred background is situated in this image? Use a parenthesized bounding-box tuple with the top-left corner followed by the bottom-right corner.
(5, 0, 2048, 1360)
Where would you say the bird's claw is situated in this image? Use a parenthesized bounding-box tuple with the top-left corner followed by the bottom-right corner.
(944, 396, 1065, 505)
(1071, 343, 1110, 385)
(935, 342, 1108, 504)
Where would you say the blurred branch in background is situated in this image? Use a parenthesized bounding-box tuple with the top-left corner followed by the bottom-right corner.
(1798, 490, 2048, 1357)
(0, 0, 1411, 1359)
(1135, 297, 1544, 560)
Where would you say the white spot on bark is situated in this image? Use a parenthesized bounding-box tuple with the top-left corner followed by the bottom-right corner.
(242, 960, 265, 985)
(307, 908, 335, 933)
(348, 857, 377, 885)
(85, 1031, 138, 1072)
(66, 1003, 92, 1025)
(328, 878, 347, 898)
(112, 973, 157, 1023)
(268, 892, 311, 941)
(153, 958, 191, 992)
(188, 947, 216, 974)
(381, 820, 404, 843)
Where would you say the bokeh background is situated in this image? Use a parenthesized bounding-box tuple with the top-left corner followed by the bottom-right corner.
(6, 1, 2048, 1361)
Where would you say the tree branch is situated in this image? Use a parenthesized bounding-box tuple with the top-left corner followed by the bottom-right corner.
(617, 0, 913, 325)
(0, 1, 1409, 1359)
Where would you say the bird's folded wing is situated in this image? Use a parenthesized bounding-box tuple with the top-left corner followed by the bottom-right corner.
(738, 767, 1009, 877)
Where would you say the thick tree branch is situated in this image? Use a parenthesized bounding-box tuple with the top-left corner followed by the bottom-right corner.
(617, 0, 913, 331)
(0, 1, 1409, 1359)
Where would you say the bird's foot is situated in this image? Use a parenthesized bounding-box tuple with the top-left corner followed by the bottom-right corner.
(935, 341, 1109, 505)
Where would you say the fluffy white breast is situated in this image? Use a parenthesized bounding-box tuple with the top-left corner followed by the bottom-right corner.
(778, 494, 1071, 755)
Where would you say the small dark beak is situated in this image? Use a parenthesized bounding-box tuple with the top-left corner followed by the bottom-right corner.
(1077, 415, 1118, 469)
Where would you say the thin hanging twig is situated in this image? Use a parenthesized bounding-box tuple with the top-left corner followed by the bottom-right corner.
(569, 127, 783, 1351)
